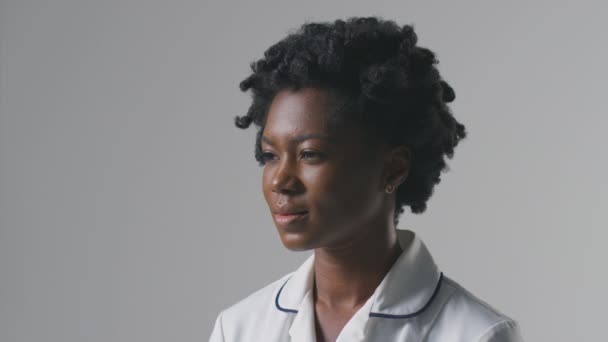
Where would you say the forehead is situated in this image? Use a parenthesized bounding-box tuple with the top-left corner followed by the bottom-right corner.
(263, 87, 355, 140)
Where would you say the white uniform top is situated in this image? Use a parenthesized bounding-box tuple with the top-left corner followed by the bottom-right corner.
(209, 229, 525, 341)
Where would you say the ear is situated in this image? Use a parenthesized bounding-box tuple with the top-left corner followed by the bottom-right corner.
(383, 145, 411, 188)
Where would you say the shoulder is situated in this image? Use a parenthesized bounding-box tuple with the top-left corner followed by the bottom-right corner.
(431, 274, 524, 341)
(440, 275, 514, 322)
(222, 272, 292, 321)
(210, 272, 293, 341)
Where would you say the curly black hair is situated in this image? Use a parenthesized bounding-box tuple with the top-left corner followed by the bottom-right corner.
(234, 16, 467, 226)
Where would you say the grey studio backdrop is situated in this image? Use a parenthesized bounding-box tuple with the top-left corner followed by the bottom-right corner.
(1, 0, 606, 341)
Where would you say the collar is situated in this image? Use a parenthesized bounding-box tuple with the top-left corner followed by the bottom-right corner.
(274, 229, 444, 319)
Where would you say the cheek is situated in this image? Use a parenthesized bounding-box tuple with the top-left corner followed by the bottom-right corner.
(307, 165, 381, 223)
(261, 168, 273, 202)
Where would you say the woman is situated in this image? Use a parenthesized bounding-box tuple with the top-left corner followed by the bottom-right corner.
(209, 17, 524, 342)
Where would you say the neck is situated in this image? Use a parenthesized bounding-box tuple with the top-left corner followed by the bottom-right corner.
(312, 223, 402, 310)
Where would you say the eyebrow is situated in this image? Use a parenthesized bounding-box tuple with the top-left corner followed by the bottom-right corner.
(261, 133, 335, 146)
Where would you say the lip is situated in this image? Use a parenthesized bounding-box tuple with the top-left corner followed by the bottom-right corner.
(273, 211, 309, 226)
(274, 209, 308, 215)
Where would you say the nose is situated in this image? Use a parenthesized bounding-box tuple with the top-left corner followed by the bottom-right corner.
(271, 155, 300, 194)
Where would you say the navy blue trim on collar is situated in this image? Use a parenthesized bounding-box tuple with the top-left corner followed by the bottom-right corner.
(369, 272, 444, 319)
(274, 272, 444, 318)
(275, 276, 298, 313)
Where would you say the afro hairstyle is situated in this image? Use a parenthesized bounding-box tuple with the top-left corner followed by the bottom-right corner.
(234, 16, 467, 226)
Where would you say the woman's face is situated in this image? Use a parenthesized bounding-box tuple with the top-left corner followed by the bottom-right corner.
(261, 87, 394, 251)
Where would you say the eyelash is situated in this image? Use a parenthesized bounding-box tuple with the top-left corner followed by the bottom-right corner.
(260, 151, 322, 164)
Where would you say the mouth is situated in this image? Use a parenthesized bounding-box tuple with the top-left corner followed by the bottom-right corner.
(273, 211, 309, 225)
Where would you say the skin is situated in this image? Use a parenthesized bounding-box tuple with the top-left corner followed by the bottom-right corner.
(260, 86, 411, 342)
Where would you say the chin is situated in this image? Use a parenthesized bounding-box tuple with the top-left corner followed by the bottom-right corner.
(278, 232, 318, 251)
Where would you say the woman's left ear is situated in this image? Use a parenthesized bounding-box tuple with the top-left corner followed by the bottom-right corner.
(384, 145, 411, 188)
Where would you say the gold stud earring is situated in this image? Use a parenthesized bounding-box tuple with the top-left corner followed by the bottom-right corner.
(385, 183, 395, 194)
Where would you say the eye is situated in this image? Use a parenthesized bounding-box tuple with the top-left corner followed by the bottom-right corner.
(260, 151, 276, 164)
(301, 150, 323, 160)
